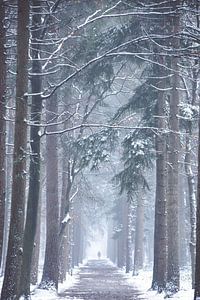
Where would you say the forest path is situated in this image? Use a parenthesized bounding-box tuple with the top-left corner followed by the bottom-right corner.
(59, 259, 146, 300)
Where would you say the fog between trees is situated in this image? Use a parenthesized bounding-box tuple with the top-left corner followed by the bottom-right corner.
(0, 1, 200, 299)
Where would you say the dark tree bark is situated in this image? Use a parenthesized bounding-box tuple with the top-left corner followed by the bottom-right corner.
(40, 93, 59, 290)
(166, 1, 180, 293)
(0, 0, 29, 298)
(152, 69, 167, 292)
(0, 0, 6, 267)
(19, 2, 42, 298)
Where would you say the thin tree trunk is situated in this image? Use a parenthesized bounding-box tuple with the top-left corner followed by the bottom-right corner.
(184, 59, 199, 289)
(1, 1, 29, 298)
(30, 196, 41, 285)
(179, 170, 187, 267)
(125, 195, 132, 273)
(133, 193, 144, 275)
(40, 93, 59, 290)
(59, 155, 68, 282)
(0, 0, 6, 268)
(1, 97, 14, 275)
(117, 198, 126, 268)
(166, 2, 180, 292)
(185, 135, 196, 288)
(194, 107, 200, 300)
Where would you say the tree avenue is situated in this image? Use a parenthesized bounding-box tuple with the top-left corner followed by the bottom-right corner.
(0, 1, 199, 300)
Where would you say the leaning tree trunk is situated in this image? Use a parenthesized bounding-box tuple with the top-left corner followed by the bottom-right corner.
(19, 2, 42, 297)
(166, 1, 180, 293)
(0, 0, 6, 268)
(40, 93, 59, 290)
(0, 1, 29, 299)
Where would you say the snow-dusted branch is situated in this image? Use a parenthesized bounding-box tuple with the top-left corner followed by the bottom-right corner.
(59, 187, 79, 240)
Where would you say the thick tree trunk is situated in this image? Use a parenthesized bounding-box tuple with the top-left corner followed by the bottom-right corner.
(40, 94, 59, 290)
(166, 3, 180, 292)
(0, 0, 6, 268)
(152, 74, 167, 292)
(19, 2, 42, 297)
(133, 193, 144, 275)
(0, 1, 29, 298)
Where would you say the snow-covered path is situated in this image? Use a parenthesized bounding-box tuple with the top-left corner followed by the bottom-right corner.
(59, 259, 145, 300)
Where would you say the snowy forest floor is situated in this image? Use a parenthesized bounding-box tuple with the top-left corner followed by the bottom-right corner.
(0, 259, 194, 299)
(32, 259, 193, 300)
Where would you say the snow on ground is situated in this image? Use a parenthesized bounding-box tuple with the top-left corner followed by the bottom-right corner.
(0, 262, 194, 299)
(124, 267, 194, 300)
(30, 265, 80, 300)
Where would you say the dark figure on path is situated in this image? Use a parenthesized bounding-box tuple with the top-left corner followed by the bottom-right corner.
(97, 251, 101, 259)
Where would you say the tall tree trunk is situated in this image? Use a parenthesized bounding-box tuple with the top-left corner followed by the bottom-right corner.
(0, 0, 6, 268)
(30, 196, 41, 285)
(185, 134, 196, 288)
(40, 93, 59, 290)
(166, 2, 180, 293)
(125, 195, 132, 273)
(178, 170, 187, 268)
(59, 154, 68, 282)
(107, 219, 117, 263)
(184, 61, 199, 289)
(19, 2, 42, 297)
(1, 1, 29, 298)
(194, 106, 200, 300)
(1, 96, 14, 275)
(117, 197, 126, 268)
(133, 193, 144, 275)
(152, 72, 167, 292)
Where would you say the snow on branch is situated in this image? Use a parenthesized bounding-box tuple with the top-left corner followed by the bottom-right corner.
(61, 213, 71, 225)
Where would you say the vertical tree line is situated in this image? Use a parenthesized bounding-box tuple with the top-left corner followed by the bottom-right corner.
(0, 1, 199, 299)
